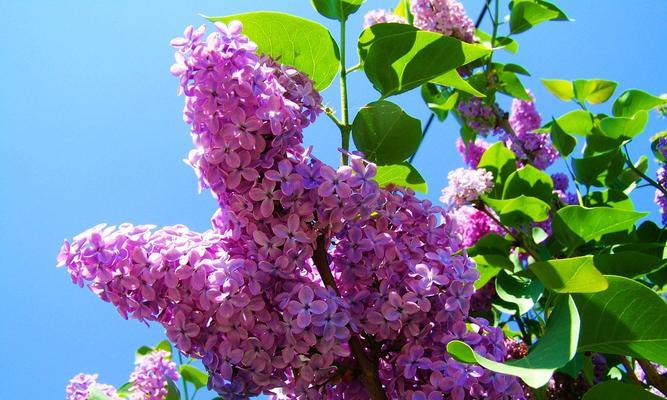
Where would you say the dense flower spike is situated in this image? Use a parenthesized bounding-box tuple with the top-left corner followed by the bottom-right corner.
(363, 9, 407, 27)
(129, 351, 179, 400)
(410, 0, 476, 42)
(66, 373, 120, 400)
(656, 167, 667, 225)
(441, 168, 494, 206)
(59, 22, 524, 400)
(505, 93, 558, 170)
(456, 137, 491, 168)
(449, 205, 503, 248)
(457, 98, 505, 136)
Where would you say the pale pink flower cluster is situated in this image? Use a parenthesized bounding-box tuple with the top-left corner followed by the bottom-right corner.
(59, 22, 523, 400)
(65, 373, 121, 400)
(129, 350, 179, 400)
(363, 9, 407, 28)
(410, 0, 476, 42)
(441, 168, 494, 206)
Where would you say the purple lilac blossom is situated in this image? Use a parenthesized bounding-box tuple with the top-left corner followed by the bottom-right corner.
(363, 9, 407, 27)
(58, 22, 524, 400)
(410, 0, 476, 43)
(66, 373, 120, 400)
(128, 350, 180, 400)
(505, 93, 558, 170)
(456, 137, 491, 168)
(656, 167, 667, 225)
(457, 98, 505, 136)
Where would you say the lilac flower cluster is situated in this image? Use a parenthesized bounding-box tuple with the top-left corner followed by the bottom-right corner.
(505, 94, 558, 170)
(410, 0, 476, 43)
(66, 373, 120, 400)
(655, 167, 667, 225)
(635, 361, 667, 397)
(441, 168, 494, 206)
(457, 98, 505, 136)
(363, 9, 407, 28)
(59, 22, 523, 399)
(551, 173, 578, 205)
(449, 205, 503, 248)
(456, 138, 491, 168)
(129, 350, 179, 400)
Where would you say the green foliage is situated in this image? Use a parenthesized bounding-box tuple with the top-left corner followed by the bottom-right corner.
(478, 142, 518, 198)
(431, 70, 485, 97)
(555, 110, 594, 136)
(599, 111, 649, 139)
(352, 101, 422, 164)
(421, 83, 457, 121)
(529, 256, 608, 293)
(553, 206, 647, 250)
(361, 28, 491, 97)
(484, 196, 551, 227)
(495, 270, 543, 315)
(573, 79, 618, 104)
(165, 379, 180, 400)
(179, 364, 209, 390)
(572, 148, 625, 187)
(88, 387, 113, 400)
(447, 296, 580, 388)
(612, 89, 667, 117)
(593, 251, 666, 278)
(503, 165, 554, 202)
(541, 78, 574, 101)
(582, 381, 665, 400)
(573, 276, 667, 365)
(374, 162, 427, 193)
(310, 0, 365, 20)
(509, 0, 569, 34)
(550, 117, 576, 157)
(207, 12, 340, 91)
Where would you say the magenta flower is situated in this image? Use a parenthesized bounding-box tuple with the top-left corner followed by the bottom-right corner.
(248, 179, 280, 217)
(166, 312, 200, 352)
(397, 345, 432, 379)
(286, 286, 328, 329)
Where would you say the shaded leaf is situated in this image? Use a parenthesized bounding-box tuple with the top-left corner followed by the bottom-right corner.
(484, 196, 551, 227)
(599, 110, 649, 139)
(180, 364, 209, 390)
(594, 251, 666, 278)
(503, 165, 554, 202)
(550, 117, 576, 157)
(478, 142, 517, 198)
(496, 270, 543, 315)
(431, 69, 485, 97)
(572, 148, 624, 187)
(582, 381, 665, 400)
(553, 206, 647, 249)
(311, 0, 365, 20)
(352, 101, 422, 164)
(612, 89, 667, 117)
(510, 0, 569, 34)
(421, 83, 457, 121)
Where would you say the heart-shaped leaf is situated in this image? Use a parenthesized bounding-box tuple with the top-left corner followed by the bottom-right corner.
(311, 0, 365, 20)
(374, 162, 427, 193)
(529, 256, 608, 293)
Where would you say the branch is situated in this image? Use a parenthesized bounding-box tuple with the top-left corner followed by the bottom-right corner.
(619, 356, 642, 386)
(638, 359, 667, 397)
(313, 235, 388, 400)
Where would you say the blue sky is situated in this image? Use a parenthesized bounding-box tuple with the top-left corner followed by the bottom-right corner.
(1, 0, 665, 398)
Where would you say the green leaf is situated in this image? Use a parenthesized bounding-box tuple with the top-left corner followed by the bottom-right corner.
(421, 83, 457, 121)
(155, 340, 172, 356)
(612, 155, 648, 194)
(363, 29, 491, 97)
(116, 382, 132, 398)
(582, 381, 665, 400)
(467, 234, 515, 271)
(599, 110, 649, 139)
(573, 276, 667, 365)
(430, 69, 485, 97)
(358, 23, 417, 63)
(573, 79, 618, 104)
(352, 101, 422, 164)
(88, 387, 113, 400)
(207, 12, 340, 91)
(310, 0, 365, 20)
(541, 79, 574, 101)
(550, 117, 576, 157)
(374, 162, 427, 193)
(529, 256, 608, 293)
(179, 364, 209, 390)
(572, 148, 624, 187)
(495, 270, 543, 315)
(476, 29, 519, 53)
(555, 110, 594, 136)
(509, 0, 569, 34)
(478, 142, 517, 198)
(586, 189, 634, 210)
(612, 89, 667, 117)
(165, 379, 180, 400)
(503, 165, 554, 202)
(553, 206, 647, 249)
(484, 196, 551, 227)
(594, 251, 666, 278)
(135, 346, 153, 361)
(492, 63, 530, 100)
(447, 295, 580, 388)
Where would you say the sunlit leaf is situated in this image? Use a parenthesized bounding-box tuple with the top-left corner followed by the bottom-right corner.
(529, 256, 608, 293)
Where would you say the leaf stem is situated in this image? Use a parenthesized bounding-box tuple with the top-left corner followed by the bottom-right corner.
(313, 236, 387, 400)
(513, 314, 531, 344)
(346, 63, 362, 74)
(177, 351, 190, 400)
(476, 203, 542, 261)
(339, 17, 351, 166)
(623, 145, 667, 196)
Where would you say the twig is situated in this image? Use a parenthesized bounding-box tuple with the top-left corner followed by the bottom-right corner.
(619, 356, 642, 386)
(638, 359, 667, 397)
(623, 145, 667, 196)
(313, 235, 388, 400)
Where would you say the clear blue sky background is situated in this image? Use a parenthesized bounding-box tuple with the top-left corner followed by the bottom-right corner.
(1, 1, 665, 398)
